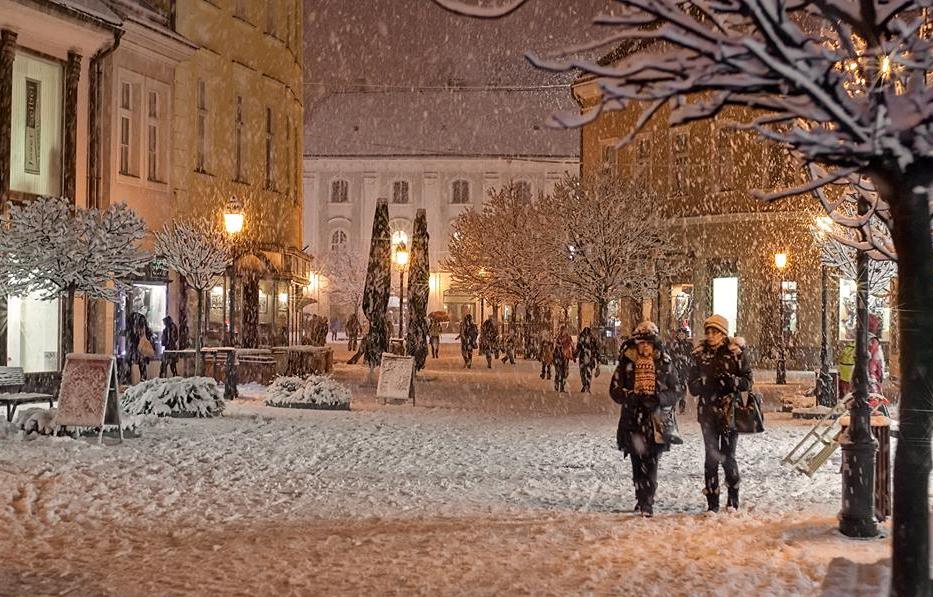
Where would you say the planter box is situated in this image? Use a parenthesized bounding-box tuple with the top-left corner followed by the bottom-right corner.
(267, 401, 350, 411)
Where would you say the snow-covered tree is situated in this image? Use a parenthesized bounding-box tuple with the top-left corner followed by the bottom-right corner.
(154, 219, 230, 375)
(444, 182, 553, 311)
(542, 175, 682, 328)
(435, 0, 933, 591)
(320, 248, 366, 318)
(0, 196, 148, 356)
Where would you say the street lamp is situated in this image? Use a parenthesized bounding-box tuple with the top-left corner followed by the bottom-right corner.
(814, 217, 835, 406)
(393, 241, 409, 339)
(223, 195, 244, 400)
(774, 251, 788, 384)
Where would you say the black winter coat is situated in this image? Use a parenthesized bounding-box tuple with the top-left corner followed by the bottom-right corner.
(609, 338, 681, 455)
(687, 339, 753, 430)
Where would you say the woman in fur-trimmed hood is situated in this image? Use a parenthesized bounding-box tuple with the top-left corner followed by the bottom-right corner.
(609, 321, 682, 517)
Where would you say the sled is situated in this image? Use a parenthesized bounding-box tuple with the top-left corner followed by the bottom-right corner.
(782, 401, 847, 476)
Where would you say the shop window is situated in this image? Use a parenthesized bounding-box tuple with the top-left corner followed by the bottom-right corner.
(839, 278, 891, 342)
(6, 292, 59, 372)
(780, 280, 798, 334)
(670, 283, 694, 332)
(514, 180, 532, 201)
(711, 276, 738, 336)
(330, 229, 348, 252)
(11, 51, 64, 196)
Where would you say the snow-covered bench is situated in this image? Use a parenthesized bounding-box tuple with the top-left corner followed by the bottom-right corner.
(0, 366, 55, 422)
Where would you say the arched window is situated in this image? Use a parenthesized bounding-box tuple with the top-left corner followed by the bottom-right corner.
(392, 180, 409, 204)
(514, 180, 532, 201)
(330, 179, 349, 203)
(451, 179, 470, 204)
(330, 229, 348, 251)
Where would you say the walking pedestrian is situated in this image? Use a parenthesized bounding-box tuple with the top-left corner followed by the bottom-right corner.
(480, 315, 499, 369)
(159, 316, 179, 378)
(429, 318, 442, 359)
(669, 326, 694, 414)
(688, 314, 753, 512)
(346, 313, 361, 351)
(609, 321, 681, 517)
(538, 328, 555, 380)
(553, 325, 575, 392)
(575, 326, 599, 393)
(126, 312, 155, 382)
(500, 328, 517, 365)
(456, 314, 478, 368)
(330, 317, 340, 342)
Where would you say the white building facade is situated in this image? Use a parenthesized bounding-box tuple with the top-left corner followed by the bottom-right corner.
(303, 88, 579, 327)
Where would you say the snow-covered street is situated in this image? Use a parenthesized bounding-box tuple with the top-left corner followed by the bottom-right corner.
(0, 345, 892, 596)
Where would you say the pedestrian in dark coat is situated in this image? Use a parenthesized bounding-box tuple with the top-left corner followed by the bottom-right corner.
(456, 314, 478, 368)
(346, 313, 362, 351)
(428, 319, 442, 359)
(575, 326, 600, 393)
(688, 314, 753, 512)
(538, 329, 555, 380)
(553, 325, 574, 392)
(609, 321, 681, 517)
(479, 315, 499, 369)
(669, 326, 694, 414)
(499, 328, 517, 365)
(160, 316, 179, 378)
(126, 312, 155, 382)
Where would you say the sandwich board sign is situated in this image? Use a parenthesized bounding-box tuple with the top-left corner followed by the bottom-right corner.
(376, 352, 415, 406)
(53, 354, 123, 444)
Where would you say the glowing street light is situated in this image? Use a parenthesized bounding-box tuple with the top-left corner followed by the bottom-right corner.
(774, 251, 789, 271)
(223, 195, 245, 235)
(393, 241, 409, 339)
(773, 251, 789, 385)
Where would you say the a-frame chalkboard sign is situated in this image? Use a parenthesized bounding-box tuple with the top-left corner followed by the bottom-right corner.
(53, 354, 123, 444)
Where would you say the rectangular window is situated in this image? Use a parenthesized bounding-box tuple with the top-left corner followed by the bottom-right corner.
(235, 95, 244, 181)
(118, 80, 137, 176)
(6, 292, 60, 373)
(392, 180, 409, 204)
(265, 107, 274, 189)
(711, 276, 738, 336)
(11, 50, 64, 195)
(331, 180, 349, 203)
(146, 91, 159, 181)
(600, 139, 618, 177)
(196, 79, 208, 172)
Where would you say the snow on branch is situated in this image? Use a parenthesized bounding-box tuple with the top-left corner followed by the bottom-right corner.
(320, 248, 366, 314)
(154, 219, 230, 292)
(0, 196, 148, 302)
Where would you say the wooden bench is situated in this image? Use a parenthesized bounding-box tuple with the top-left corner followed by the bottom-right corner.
(0, 366, 55, 422)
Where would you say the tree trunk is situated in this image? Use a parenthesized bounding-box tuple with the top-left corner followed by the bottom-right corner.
(61, 285, 76, 365)
(194, 289, 204, 377)
(884, 167, 933, 597)
(595, 298, 608, 330)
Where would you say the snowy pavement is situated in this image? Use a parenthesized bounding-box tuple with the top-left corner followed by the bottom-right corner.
(0, 345, 894, 596)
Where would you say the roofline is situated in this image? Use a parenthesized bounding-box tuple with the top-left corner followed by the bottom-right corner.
(18, 0, 122, 31)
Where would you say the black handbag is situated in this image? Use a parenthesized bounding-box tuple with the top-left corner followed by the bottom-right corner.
(733, 391, 765, 434)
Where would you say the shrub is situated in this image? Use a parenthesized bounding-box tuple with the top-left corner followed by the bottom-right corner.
(121, 377, 224, 418)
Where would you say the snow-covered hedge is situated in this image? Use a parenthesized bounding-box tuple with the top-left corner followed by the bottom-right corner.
(121, 376, 225, 418)
(265, 375, 351, 410)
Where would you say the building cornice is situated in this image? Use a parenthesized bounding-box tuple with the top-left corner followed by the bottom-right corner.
(121, 18, 197, 63)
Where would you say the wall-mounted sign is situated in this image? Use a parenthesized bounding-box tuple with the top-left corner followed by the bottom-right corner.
(24, 78, 41, 175)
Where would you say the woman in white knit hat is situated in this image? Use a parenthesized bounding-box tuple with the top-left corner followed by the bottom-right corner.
(687, 314, 753, 512)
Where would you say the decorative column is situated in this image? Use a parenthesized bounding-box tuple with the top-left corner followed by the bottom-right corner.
(0, 29, 17, 206)
(63, 51, 81, 202)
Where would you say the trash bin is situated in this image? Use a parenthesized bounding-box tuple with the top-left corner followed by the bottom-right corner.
(839, 415, 891, 522)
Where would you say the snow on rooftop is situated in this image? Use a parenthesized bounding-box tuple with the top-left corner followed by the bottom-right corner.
(304, 88, 580, 159)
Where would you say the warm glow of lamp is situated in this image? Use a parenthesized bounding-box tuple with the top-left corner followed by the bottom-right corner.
(880, 55, 892, 79)
(393, 241, 409, 268)
(429, 272, 439, 291)
(224, 195, 245, 235)
(774, 252, 789, 271)
(307, 272, 320, 293)
(278, 292, 289, 304)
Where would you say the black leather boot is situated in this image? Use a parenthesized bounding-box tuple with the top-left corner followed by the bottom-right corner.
(727, 488, 739, 510)
(706, 494, 720, 513)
